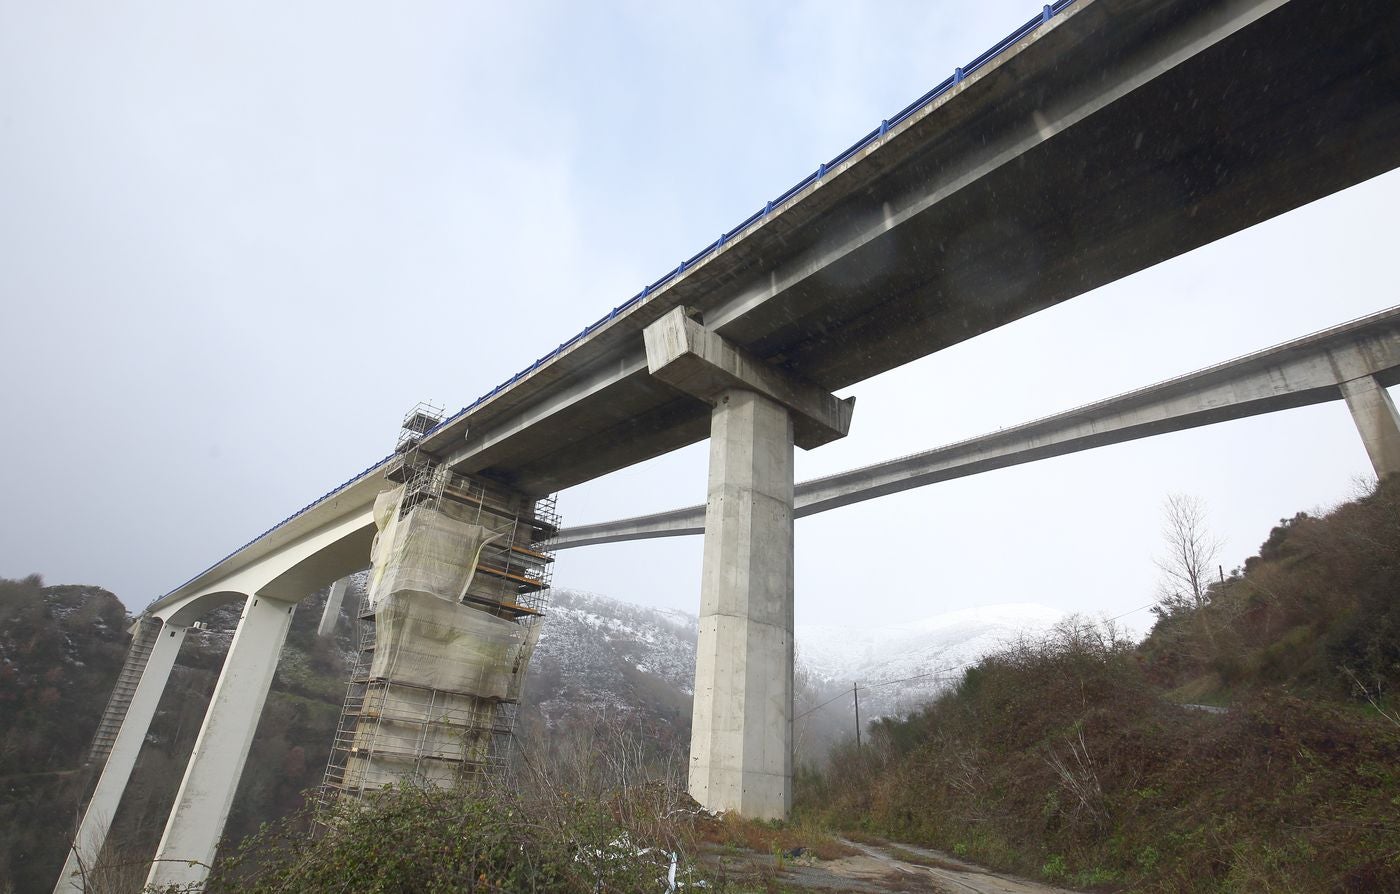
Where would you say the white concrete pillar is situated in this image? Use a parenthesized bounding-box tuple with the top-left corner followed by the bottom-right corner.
(689, 388, 795, 820)
(146, 594, 295, 890)
(316, 576, 350, 637)
(54, 622, 188, 894)
(1341, 375, 1400, 478)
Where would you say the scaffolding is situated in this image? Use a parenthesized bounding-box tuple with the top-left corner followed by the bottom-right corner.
(321, 404, 558, 804)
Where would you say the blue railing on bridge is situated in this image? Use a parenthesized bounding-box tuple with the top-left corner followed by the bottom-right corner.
(432, 0, 1075, 436)
(163, 0, 1078, 601)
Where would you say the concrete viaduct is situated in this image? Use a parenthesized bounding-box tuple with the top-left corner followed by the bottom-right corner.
(57, 0, 1400, 890)
(551, 306, 1400, 551)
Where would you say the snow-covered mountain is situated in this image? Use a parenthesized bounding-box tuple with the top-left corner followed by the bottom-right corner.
(797, 602, 1068, 718)
(524, 589, 698, 728)
(523, 591, 1066, 734)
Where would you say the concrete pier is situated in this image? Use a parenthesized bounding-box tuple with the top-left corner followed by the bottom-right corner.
(1341, 375, 1400, 478)
(147, 595, 295, 890)
(690, 389, 796, 818)
(62, 1, 1400, 884)
(317, 576, 350, 637)
(55, 621, 187, 894)
(643, 307, 850, 818)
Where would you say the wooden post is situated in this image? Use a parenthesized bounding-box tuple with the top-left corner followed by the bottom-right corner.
(853, 682, 862, 749)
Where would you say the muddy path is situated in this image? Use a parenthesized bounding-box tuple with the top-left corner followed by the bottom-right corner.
(831, 838, 1080, 894)
(703, 836, 1080, 893)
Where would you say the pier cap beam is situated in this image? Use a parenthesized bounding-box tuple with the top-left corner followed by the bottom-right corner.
(643, 307, 854, 449)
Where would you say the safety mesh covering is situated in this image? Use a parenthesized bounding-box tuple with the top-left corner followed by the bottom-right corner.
(366, 486, 505, 610)
(321, 418, 557, 808)
(369, 590, 539, 697)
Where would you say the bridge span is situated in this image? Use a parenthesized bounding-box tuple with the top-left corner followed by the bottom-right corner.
(56, 0, 1400, 890)
(551, 306, 1400, 550)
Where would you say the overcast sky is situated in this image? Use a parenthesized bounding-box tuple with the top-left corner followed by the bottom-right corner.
(2, 1, 1395, 640)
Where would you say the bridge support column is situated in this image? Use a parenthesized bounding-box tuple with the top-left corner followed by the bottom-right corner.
(691, 389, 796, 817)
(147, 594, 295, 890)
(55, 621, 187, 894)
(643, 307, 853, 819)
(1341, 375, 1400, 478)
(317, 576, 350, 637)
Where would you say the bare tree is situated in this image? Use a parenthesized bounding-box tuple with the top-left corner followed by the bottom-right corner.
(1154, 494, 1223, 621)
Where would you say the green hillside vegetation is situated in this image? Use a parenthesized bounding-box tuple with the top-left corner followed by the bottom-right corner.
(0, 581, 350, 894)
(797, 481, 1400, 892)
(1, 578, 130, 893)
(203, 742, 717, 894)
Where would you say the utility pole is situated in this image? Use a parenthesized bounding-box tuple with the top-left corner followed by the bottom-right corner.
(853, 682, 862, 749)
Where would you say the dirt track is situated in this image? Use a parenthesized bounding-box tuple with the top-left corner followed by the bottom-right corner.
(828, 839, 1079, 894)
(705, 836, 1080, 893)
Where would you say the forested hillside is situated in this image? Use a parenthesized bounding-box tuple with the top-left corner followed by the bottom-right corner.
(0, 581, 353, 894)
(1, 578, 130, 892)
(799, 481, 1400, 892)
(0, 581, 705, 893)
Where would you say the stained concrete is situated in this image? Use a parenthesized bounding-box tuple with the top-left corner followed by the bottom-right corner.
(689, 390, 796, 819)
(551, 306, 1400, 550)
(316, 576, 350, 637)
(1341, 375, 1400, 478)
(644, 307, 854, 449)
(73, 0, 1400, 886)
(149, 0, 1400, 613)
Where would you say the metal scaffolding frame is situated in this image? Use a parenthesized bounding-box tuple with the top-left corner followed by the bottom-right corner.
(320, 404, 558, 805)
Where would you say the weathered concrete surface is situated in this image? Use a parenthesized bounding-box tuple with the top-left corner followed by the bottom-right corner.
(689, 390, 795, 819)
(147, 596, 295, 890)
(422, 0, 1400, 497)
(316, 576, 350, 637)
(551, 306, 1400, 550)
(55, 622, 188, 894)
(1341, 375, 1400, 478)
(82, 1, 1400, 885)
(153, 0, 1400, 614)
(644, 307, 854, 449)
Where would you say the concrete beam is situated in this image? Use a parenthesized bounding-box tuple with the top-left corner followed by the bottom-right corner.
(147, 595, 296, 890)
(551, 306, 1400, 549)
(149, 0, 1400, 611)
(55, 621, 187, 894)
(643, 307, 854, 449)
(1341, 375, 1400, 477)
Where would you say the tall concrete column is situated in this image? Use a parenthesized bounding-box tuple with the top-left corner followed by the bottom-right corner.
(642, 307, 853, 819)
(316, 576, 350, 637)
(55, 622, 188, 894)
(1341, 375, 1400, 478)
(146, 594, 296, 890)
(690, 389, 796, 818)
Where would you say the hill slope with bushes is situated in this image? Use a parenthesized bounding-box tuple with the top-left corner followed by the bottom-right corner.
(798, 481, 1400, 892)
